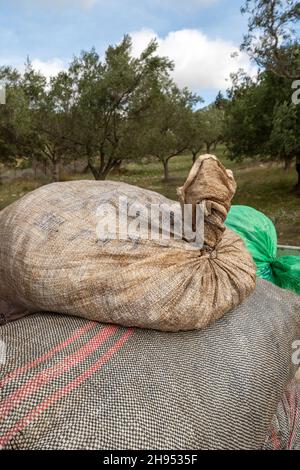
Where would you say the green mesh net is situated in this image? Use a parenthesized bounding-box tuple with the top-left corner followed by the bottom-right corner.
(226, 205, 300, 295)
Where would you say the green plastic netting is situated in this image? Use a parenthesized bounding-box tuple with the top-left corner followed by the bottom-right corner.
(225, 205, 300, 295)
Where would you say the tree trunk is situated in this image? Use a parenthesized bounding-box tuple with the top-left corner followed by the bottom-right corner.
(213, 141, 217, 151)
(82, 164, 90, 174)
(114, 160, 123, 176)
(87, 152, 116, 181)
(88, 161, 112, 180)
(163, 159, 170, 181)
(94, 172, 107, 181)
(206, 142, 212, 153)
(192, 151, 198, 164)
(284, 158, 292, 170)
(31, 157, 37, 178)
(51, 161, 60, 183)
(295, 157, 300, 194)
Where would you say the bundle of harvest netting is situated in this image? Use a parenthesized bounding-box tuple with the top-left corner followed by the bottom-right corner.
(0, 155, 256, 331)
(226, 205, 300, 295)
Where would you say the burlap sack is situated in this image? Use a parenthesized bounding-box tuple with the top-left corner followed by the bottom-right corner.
(177, 154, 236, 247)
(0, 155, 256, 331)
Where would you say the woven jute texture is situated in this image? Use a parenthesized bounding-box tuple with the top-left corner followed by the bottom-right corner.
(0, 280, 299, 450)
(0, 155, 256, 331)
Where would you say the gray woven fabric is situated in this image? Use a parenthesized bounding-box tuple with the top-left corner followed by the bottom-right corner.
(0, 279, 299, 450)
(263, 379, 300, 450)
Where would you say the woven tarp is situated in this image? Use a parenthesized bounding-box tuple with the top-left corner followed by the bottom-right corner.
(264, 379, 300, 450)
(0, 155, 256, 332)
(0, 279, 299, 450)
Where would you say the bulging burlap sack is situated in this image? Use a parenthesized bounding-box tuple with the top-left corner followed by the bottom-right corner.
(0, 155, 256, 331)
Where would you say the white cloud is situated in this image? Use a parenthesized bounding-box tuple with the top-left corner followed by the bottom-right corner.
(30, 58, 66, 79)
(4, 26, 255, 93)
(130, 28, 256, 91)
(0, 56, 66, 81)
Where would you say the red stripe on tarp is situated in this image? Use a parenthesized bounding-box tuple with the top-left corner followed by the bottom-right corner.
(287, 387, 299, 449)
(0, 321, 96, 388)
(270, 426, 281, 450)
(0, 328, 134, 449)
(0, 325, 118, 418)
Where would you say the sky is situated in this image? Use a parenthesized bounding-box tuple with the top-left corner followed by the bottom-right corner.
(0, 0, 256, 104)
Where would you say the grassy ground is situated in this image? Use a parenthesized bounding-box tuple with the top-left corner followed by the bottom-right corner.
(0, 150, 299, 245)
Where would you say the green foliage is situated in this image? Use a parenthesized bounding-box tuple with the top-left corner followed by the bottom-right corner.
(225, 71, 300, 162)
(0, 36, 179, 181)
(185, 102, 225, 164)
(187, 109, 206, 162)
(67, 36, 175, 180)
(140, 84, 199, 180)
(200, 105, 225, 152)
(227, 1, 300, 190)
(270, 101, 300, 160)
(241, 0, 300, 79)
(0, 66, 33, 165)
